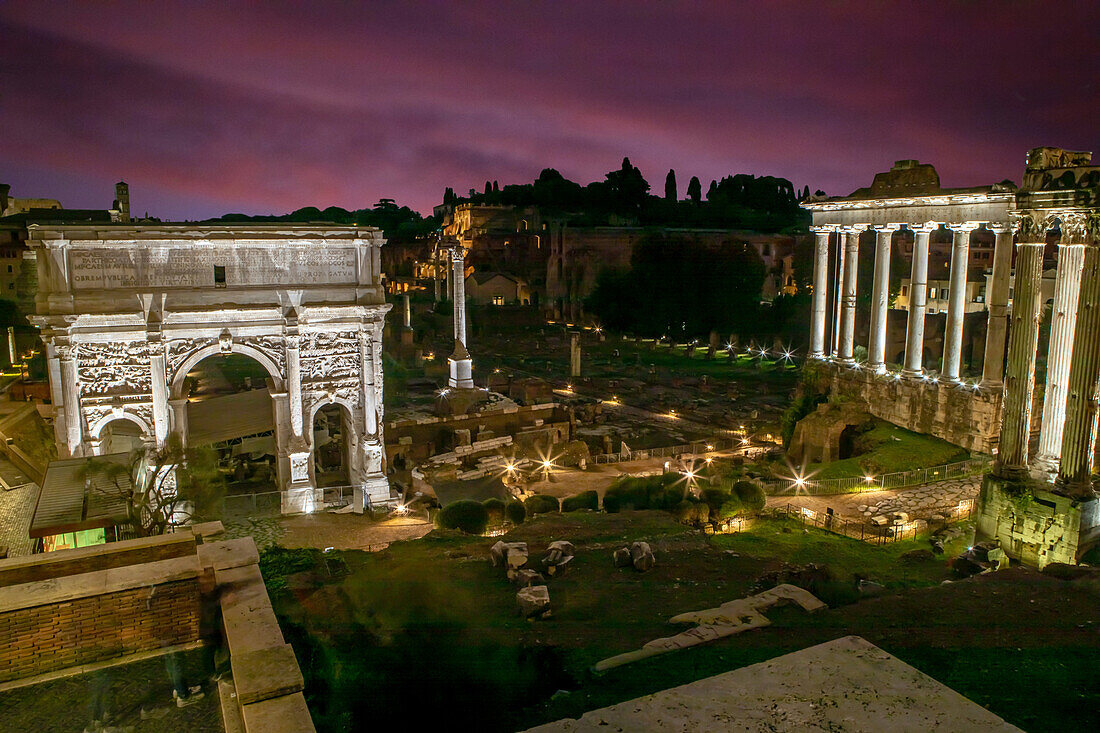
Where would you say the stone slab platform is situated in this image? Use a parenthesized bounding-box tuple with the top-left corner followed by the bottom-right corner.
(530, 636, 1022, 732)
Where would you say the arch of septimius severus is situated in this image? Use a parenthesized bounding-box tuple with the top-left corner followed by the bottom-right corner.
(803, 147, 1100, 567)
(28, 224, 391, 514)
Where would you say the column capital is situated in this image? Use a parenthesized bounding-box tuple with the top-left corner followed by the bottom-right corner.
(911, 222, 940, 234)
(872, 224, 901, 233)
(946, 221, 982, 233)
(1061, 212, 1092, 245)
(808, 225, 836, 235)
(988, 222, 1014, 234)
(842, 224, 868, 233)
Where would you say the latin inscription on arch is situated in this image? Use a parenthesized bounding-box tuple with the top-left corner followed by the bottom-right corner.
(70, 246, 357, 289)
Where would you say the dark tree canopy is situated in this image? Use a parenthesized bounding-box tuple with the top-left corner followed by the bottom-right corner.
(687, 176, 702, 204)
(209, 199, 438, 244)
(586, 234, 768, 339)
(664, 169, 677, 201)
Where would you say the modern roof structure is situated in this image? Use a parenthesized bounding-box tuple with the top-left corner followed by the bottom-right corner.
(30, 452, 132, 538)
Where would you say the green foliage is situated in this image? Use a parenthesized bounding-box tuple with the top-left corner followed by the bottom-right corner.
(586, 234, 768, 339)
(732, 480, 767, 513)
(259, 546, 321, 597)
(524, 494, 561, 515)
(505, 500, 527, 525)
(674, 499, 708, 524)
(780, 362, 830, 447)
(482, 498, 506, 524)
(437, 500, 491, 535)
(717, 498, 743, 520)
(701, 487, 732, 513)
(561, 490, 599, 512)
(602, 473, 684, 513)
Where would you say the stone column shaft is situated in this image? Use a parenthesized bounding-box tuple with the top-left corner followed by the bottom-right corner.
(452, 248, 467, 346)
(149, 343, 169, 447)
(58, 346, 83, 457)
(942, 225, 974, 381)
(169, 397, 188, 448)
(1058, 238, 1100, 494)
(902, 227, 932, 376)
(286, 336, 303, 438)
(981, 227, 1014, 385)
(809, 228, 831, 358)
(1035, 243, 1085, 474)
(832, 238, 846, 357)
(997, 242, 1045, 476)
(837, 228, 862, 363)
(868, 227, 895, 372)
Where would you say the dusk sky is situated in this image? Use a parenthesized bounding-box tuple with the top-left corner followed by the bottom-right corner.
(1, 1, 1096, 221)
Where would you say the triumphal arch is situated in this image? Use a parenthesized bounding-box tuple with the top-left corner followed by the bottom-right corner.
(28, 223, 392, 513)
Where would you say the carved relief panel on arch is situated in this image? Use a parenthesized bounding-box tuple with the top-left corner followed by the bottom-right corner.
(76, 341, 152, 396)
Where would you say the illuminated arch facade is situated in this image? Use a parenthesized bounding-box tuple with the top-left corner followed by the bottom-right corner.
(29, 223, 391, 513)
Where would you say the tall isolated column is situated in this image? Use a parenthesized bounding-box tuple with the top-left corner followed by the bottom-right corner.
(981, 224, 1014, 385)
(902, 224, 934, 377)
(867, 225, 898, 373)
(1056, 217, 1100, 495)
(1034, 241, 1085, 474)
(447, 243, 474, 388)
(808, 227, 832, 359)
(996, 232, 1045, 478)
(837, 226, 864, 363)
(942, 223, 977, 381)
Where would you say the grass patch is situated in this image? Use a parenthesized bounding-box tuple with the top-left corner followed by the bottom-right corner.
(807, 420, 969, 480)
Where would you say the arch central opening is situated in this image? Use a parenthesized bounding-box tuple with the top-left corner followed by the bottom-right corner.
(182, 353, 278, 496)
(313, 403, 351, 488)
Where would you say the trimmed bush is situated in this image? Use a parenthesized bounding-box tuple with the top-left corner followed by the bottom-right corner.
(524, 493, 561, 515)
(733, 480, 767, 513)
(701, 487, 732, 512)
(482, 497, 506, 524)
(561, 490, 599, 512)
(604, 473, 685, 513)
(717, 497, 743, 520)
(505, 500, 526, 525)
(437, 500, 490, 535)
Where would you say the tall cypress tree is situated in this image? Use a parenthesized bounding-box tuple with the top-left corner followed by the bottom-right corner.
(664, 169, 677, 201)
(687, 176, 702, 204)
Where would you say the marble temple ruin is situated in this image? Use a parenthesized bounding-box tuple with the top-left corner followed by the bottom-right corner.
(803, 147, 1100, 566)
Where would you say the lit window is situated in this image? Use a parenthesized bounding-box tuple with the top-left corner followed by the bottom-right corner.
(929, 287, 937, 299)
(491, 295, 504, 306)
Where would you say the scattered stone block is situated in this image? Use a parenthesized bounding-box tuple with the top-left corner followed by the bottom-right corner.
(857, 580, 887, 597)
(512, 569, 545, 587)
(232, 643, 304, 705)
(613, 547, 632, 568)
(517, 585, 551, 619)
(631, 541, 655, 572)
(871, 515, 889, 526)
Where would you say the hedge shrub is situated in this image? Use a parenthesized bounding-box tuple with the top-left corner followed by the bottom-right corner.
(482, 498, 506, 524)
(717, 497, 743, 520)
(604, 474, 684, 513)
(505, 500, 526, 525)
(675, 499, 708, 525)
(733, 480, 767, 513)
(437, 500, 490, 535)
(561, 490, 599, 512)
(524, 493, 561, 515)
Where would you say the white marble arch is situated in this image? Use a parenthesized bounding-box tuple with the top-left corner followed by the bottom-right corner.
(27, 223, 393, 514)
(88, 412, 153, 456)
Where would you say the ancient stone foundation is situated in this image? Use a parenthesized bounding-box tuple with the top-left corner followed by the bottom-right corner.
(824, 362, 1006, 454)
(973, 474, 1100, 568)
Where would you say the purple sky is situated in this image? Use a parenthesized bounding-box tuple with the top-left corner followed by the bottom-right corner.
(1, 1, 1096, 220)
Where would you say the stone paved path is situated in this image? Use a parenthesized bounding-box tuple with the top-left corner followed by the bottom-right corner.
(767, 477, 981, 523)
(0, 455, 38, 557)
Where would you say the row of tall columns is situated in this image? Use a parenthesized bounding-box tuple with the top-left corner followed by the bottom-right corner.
(996, 241, 1045, 476)
(1033, 243, 1085, 474)
(941, 224, 977, 381)
(836, 227, 862, 363)
(901, 226, 933, 376)
(810, 222, 1013, 386)
(867, 226, 897, 373)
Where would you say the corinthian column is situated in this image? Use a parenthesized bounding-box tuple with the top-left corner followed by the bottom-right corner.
(837, 227, 864, 363)
(981, 224, 1014, 385)
(867, 225, 898, 373)
(942, 223, 978, 382)
(447, 242, 474, 388)
(1034, 241, 1085, 474)
(808, 227, 832, 359)
(996, 234, 1046, 478)
(57, 341, 83, 458)
(831, 236, 846, 358)
(1057, 217, 1100, 496)
(902, 225, 934, 377)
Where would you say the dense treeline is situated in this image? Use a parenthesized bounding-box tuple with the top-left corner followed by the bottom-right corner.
(447, 158, 811, 233)
(208, 199, 438, 244)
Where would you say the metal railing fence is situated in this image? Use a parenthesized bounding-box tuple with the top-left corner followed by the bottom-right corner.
(780, 499, 976, 545)
(762, 456, 991, 496)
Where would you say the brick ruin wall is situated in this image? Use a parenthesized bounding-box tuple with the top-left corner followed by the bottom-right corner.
(0, 577, 199, 683)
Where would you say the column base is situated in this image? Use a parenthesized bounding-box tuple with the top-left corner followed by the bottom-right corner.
(354, 475, 394, 513)
(899, 368, 924, 379)
(808, 351, 826, 360)
(448, 357, 474, 389)
(1031, 453, 1060, 479)
(867, 362, 886, 375)
(282, 480, 321, 515)
(974, 473, 1100, 568)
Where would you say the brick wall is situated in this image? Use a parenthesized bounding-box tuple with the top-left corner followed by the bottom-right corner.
(0, 577, 199, 683)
